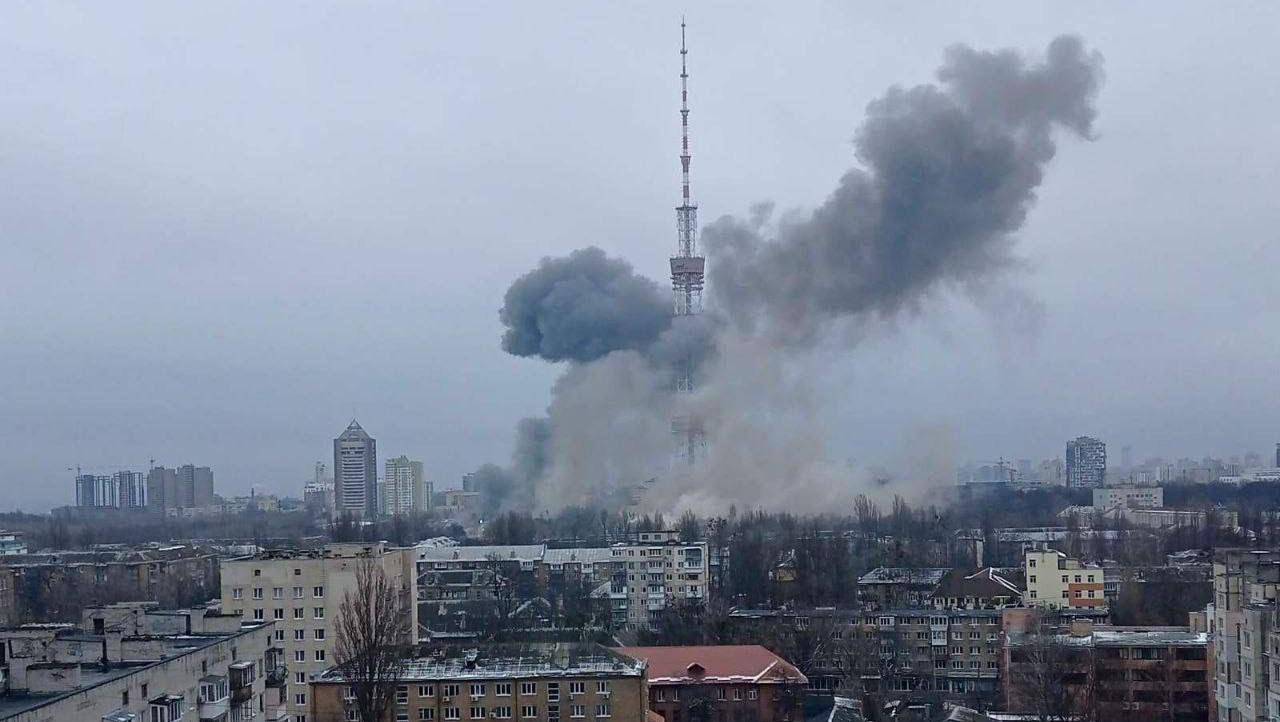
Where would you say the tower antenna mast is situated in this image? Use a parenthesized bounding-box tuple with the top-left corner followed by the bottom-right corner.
(670, 17, 707, 466)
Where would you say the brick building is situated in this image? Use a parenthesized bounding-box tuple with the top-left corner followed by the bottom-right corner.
(617, 646, 807, 722)
(308, 643, 646, 722)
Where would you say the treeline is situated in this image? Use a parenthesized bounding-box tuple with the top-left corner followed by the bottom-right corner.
(0, 510, 323, 551)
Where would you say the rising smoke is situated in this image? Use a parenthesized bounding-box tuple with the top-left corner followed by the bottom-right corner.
(481, 36, 1103, 516)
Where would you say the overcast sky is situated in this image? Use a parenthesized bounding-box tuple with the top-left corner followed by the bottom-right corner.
(3, 2, 1279, 511)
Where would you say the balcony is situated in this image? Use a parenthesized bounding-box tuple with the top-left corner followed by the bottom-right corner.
(200, 675, 231, 721)
(265, 664, 288, 688)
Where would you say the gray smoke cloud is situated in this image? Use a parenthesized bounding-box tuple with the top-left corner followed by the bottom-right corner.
(705, 35, 1101, 345)
(499, 246, 672, 363)
(482, 36, 1102, 515)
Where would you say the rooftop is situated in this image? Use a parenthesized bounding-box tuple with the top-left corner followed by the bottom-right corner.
(617, 645, 807, 686)
(316, 644, 642, 683)
(857, 568, 949, 586)
(417, 545, 547, 563)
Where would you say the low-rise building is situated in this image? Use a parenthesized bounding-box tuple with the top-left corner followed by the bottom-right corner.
(1003, 619, 1208, 721)
(0, 533, 27, 557)
(930, 569, 1022, 610)
(220, 542, 418, 722)
(309, 643, 646, 722)
(0, 602, 284, 722)
(1092, 485, 1163, 509)
(1022, 549, 1104, 609)
(618, 645, 807, 722)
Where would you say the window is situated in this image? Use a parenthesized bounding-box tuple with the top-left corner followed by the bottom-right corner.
(274, 609, 284, 620)
(295, 693, 307, 705)
(472, 684, 487, 697)
(313, 586, 324, 598)
(294, 650, 305, 662)
(1061, 575, 1068, 583)
(294, 608, 305, 619)
(747, 690, 758, 700)
(398, 714, 410, 722)
(254, 587, 264, 599)
(254, 569, 262, 576)
(1087, 575, 1095, 583)
(521, 682, 537, 696)
(347, 712, 358, 722)
(471, 707, 487, 719)
(315, 607, 325, 619)
(294, 629, 305, 641)
(1028, 559, 1036, 568)
(495, 683, 512, 697)
(1029, 575, 1036, 583)
(315, 649, 326, 661)
(253, 609, 264, 620)
(293, 586, 304, 598)
(597, 681, 609, 695)
(569, 682, 585, 695)
(1062, 591, 1069, 598)
(296, 672, 306, 684)
(596, 704, 611, 718)
(548, 682, 560, 702)
(571, 706, 586, 718)
(420, 711, 436, 721)
(522, 707, 538, 719)
(732, 688, 742, 701)
(1074, 575, 1081, 583)
(444, 684, 461, 698)
(494, 708, 512, 719)
(1088, 590, 1096, 599)
(420, 685, 435, 697)
(1073, 590, 1082, 598)
(274, 629, 285, 641)
(273, 587, 284, 599)
(315, 629, 326, 640)
(445, 709, 461, 721)
(233, 587, 244, 599)
(656, 690, 666, 702)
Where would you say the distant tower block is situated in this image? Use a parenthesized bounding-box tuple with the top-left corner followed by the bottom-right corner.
(670, 19, 707, 466)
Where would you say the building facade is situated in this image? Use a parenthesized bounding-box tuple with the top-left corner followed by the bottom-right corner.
(1023, 549, 1105, 609)
(619, 646, 807, 722)
(1066, 436, 1107, 488)
(1209, 548, 1280, 722)
(176, 464, 215, 507)
(1093, 485, 1163, 509)
(308, 643, 646, 722)
(220, 542, 418, 722)
(75, 471, 146, 509)
(333, 420, 377, 519)
(384, 456, 427, 516)
(0, 602, 283, 722)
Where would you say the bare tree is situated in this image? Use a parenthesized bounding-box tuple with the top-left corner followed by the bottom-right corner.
(336, 556, 413, 722)
(1007, 623, 1097, 722)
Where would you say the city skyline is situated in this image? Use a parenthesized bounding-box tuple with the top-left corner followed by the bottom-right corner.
(4, 3, 1280, 511)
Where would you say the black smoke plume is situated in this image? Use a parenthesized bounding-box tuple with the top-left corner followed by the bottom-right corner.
(499, 246, 671, 363)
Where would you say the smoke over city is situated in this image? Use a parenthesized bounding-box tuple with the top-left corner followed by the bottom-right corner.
(483, 36, 1103, 516)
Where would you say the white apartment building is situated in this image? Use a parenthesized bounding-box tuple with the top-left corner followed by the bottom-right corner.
(1092, 485, 1163, 509)
(220, 542, 417, 722)
(384, 455, 427, 516)
(1022, 548, 1105, 610)
(607, 530, 708, 629)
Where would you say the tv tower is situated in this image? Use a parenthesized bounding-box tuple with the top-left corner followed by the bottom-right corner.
(670, 18, 706, 466)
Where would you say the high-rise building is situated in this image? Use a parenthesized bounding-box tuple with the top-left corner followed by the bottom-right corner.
(74, 471, 145, 508)
(384, 455, 426, 516)
(177, 463, 215, 507)
(146, 465, 179, 513)
(333, 419, 377, 518)
(1065, 436, 1106, 488)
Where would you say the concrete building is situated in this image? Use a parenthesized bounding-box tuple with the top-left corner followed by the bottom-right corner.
(1092, 485, 1163, 509)
(1023, 548, 1105, 609)
(75, 471, 146, 509)
(333, 420, 377, 519)
(0, 602, 283, 722)
(220, 542, 417, 722)
(1066, 436, 1107, 488)
(145, 466, 178, 513)
(0, 533, 27, 557)
(606, 531, 709, 629)
(308, 643, 646, 722)
(856, 567, 950, 609)
(1003, 616, 1208, 721)
(0, 568, 14, 628)
(176, 464, 215, 508)
(620, 645, 806, 722)
(1208, 548, 1280, 722)
(303, 482, 334, 516)
(384, 455, 427, 516)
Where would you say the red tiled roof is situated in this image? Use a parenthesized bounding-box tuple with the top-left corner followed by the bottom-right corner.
(617, 645, 808, 686)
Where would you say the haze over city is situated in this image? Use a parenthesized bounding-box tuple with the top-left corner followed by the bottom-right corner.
(4, 2, 1280, 512)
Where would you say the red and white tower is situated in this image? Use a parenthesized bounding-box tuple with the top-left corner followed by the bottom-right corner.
(670, 19, 707, 466)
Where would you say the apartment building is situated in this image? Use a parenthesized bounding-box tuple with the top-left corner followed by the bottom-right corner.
(1003, 618, 1208, 721)
(619, 645, 806, 722)
(0, 602, 282, 722)
(1023, 548, 1105, 609)
(308, 643, 646, 722)
(605, 531, 708, 629)
(0, 569, 14, 628)
(221, 542, 417, 722)
(414, 534, 709, 632)
(1209, 548, 1280, 722)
